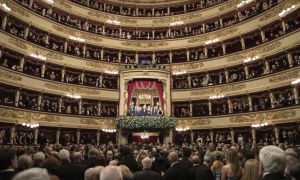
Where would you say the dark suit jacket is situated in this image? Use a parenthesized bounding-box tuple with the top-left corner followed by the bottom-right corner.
(59, 162, 88, 180)
(189, 164, 200, 180)
(261, 172, 290, 180)
(179, 157, 193, 169)
(152, 157, 170, 174)
(134, 169, 162, 180)
(164, 162, 189, 180)
(0, 170, 16, 180)
(195, 164, 214, 180)
(119, 156, 140, 173)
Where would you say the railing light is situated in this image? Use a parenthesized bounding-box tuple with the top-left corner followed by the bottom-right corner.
(291, 79, 300, 85)
(205, 38, 220, 45)
(68, 36, 85, 42)
(1, 3, 11, 11)
(170, 21, 184, 26)
(107, 19, 120, 25)
(30, 53, 47, 61)
(105, 70, 118, 75)
(172, 71, 186, 75)
(43, 0, 54, 4)
(279, 4, 296, 17)
(209, 95, 225, 99)
(243, 55, 259, 63)
(66, 94, 81, 99)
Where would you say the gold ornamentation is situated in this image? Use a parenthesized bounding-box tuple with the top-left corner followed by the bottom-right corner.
(259, 0, 299, 21)
(80, 118, 115, 128)
(53, 0, 71, 9)
(85, 61, 119, 71)
(44, 83, 100, 95)
(4, 0, 30, 17)
(269, 70, 300, 82)
(87, 11, 137, 24)
(122, 71, 169, 78)
(0, 69, 22, 81)
(227, 41, 281, 62)
(52, 25, 102, 42)
(152, 12, 202, 24)
(229, 109, 296, 123)
(219, 0, 240, 11)
(120, 41, 168, 48)
(0, 108, 60, 122)
(8, 38, 28, 50)
(190, 84, 246, 96)
(176, 119, 211, 128)
(187, 27, 238, 43)
(172, 62, 204, 72)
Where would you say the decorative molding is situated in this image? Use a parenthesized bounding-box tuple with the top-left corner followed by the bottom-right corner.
(80, 118, 115, 127)
(122, 71, 169, 78)
(187, 27, 238, 43)
(190, 84, 246, 96)
(152, 12, 202, 24)
(219, 0, 240, 11)
(227, 41, 281, 62)
(229, 109, 296, 123)
(0, 108, 60, 122)
(87, 11, 137, 24)
(269, 70, 300, 82)
(172, 61, 204, 72)
(52, 25, 102, 42)
(4, 0, 30, 18)
(8, 38, 28, 50)
(53, 0, 72, 9)
(0, 69, 22, 81)
(85, 61, 119, 71)
(176, 119, 211, 128)
(44, 83, 100, 95)
(120, 41, 168, 48)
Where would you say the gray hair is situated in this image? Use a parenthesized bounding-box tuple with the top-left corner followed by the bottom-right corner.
(17, 155, 33, 171)
(84, 166, 104, 180)
(12, 168, 50, 180)
(259, 145, 286, 174)
(141, 157, 152, 169)
(100, 165, 122, 180)
(58, 149, 70, 162)
(33, 152, 45, 164)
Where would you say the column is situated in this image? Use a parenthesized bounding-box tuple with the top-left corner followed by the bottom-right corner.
(287, 52, 293, 68)
(99, 74, 103, 87)
(189, 102, 193, 117)
(228, 98, 232, 114)
(167, 7, 170, 15)
(281, 20, 286, 34)
(34, 128, 38, 145)
(274, 127, 280, 144)
(244, 64, 249, 79)
(261, 30, 266, 42)
(78, 99, 82, 115)
(0, 49, 2, 58)
(63, 41, 68, 53)
(293, 86, 299, 104)
(191, 130, 194, 143)
(135, 52, 138, 64)
(188, 74, 192, 88)
(119, 28, 122, 38)
(58, 97, 63, 113)
(152, 29, 155, 39)
(204, 47, 208, 57)
(186, 49, 190, 62)
(169, 51, 173, 63)
(152, 8, 155, 16)
(240, 37, 245, 50)
(76, 129, 80, 144)
(82, 45, 86, 57)
(224, 69, 229, 83)
(230, 129, 235, 143)
(152, 52, 156, 64)
(96, 130, 100, 145)
(97, 102, 101, 116)
(19, 58, 25, 72)
(1, 14, 7, 30)
(56, 129, 60, 145)
(10, 125, 15, 144)
(270, 91, 275, 109)
(61, 68, 65, 82)
(208, 100, 212, 115)
(202, 23, 206, 33)
(41, 63, 46, 78)
(220, 18, 223, 28)
(15, 89, 20, 107)
(248, 95, 253, 111)
(183, 4, 187, 12)
(251, 128, 256, 144)
(210, 130, 214, 142)
(118, 51, 121, 63)
(222, 43, 226, 55)
(24, 26, 29, 39)
(265, 60, 270, 74)
(37, 94, 42, 110)
(136, 7, 139, 16)
(100, 48, 104, 60)
(80, 72, 84, 85)
(102, 26, 106, 35)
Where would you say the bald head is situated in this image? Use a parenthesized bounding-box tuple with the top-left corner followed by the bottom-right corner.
(191, 155, 200, 165)
(73, 152, 82, 162)
(168, 151, 178, 164)
(142, 157, 152, 169)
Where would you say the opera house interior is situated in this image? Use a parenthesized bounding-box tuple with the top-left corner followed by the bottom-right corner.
(0, 0, 300, 179)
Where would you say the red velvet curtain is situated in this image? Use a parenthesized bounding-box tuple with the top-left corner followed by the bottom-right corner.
(127, 80, 164, 108)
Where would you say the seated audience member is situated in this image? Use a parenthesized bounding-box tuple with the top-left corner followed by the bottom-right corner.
(221, 149, 242, 180)
(0, 148, 18, 180)
(12, 168, 49, 180)
(16, 155, 33, 172)
(134, 157, 162, 180)
(100, 165, 123, 180)
(164, 151, 189, 180)
(241, 159, 259, 180)
(259, 145, 289, 180)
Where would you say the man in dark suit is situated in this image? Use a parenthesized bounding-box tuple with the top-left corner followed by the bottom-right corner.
(164, 151, 189, 180)
(179, 147, 193, 168)
(259, 145, 290, 180)
(0, 148, 17, 180)
(119, 145, 140, 173)
(134, 157, 162, 180)
(60, 151, 88, 180)
(189, 155, 201, 180)
(194, 153, 214, 180)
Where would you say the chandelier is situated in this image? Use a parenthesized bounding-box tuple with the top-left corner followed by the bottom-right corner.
(141, 131, 149, 139)
(102, 129, 116, 133)
(138, 94, 151, 100)
(22, 123, 39, 128)
(175, 127, 190, 132)
(251, 122, 268, 128)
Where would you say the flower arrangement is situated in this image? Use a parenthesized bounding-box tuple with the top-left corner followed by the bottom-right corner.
(115, 116, 176, 129)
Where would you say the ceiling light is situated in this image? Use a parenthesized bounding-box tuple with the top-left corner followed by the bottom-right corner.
(172, 71, 186, 75)
(279, 4, 296, 17)
(105, 70, 118, 75)
(170, 21, 184, 26)
(107, 19, 120, 25)
(68, 36, 85, 42)
(209, 95, 224, 99)
(66, 93, 81, 99)
(30, 53, 47, 61)
(243, 55, 259, 63)
(205, 38, 220, 45)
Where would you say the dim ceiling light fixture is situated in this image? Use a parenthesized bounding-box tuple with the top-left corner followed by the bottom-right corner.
(205, 38, 220, 45)
(43, 0, 54, 4)
(1, 3, 11, 11)
(172, 70, 186, 75)
(209, 94, 225, 99)
(107, 19, 120, 25)
(170, 21, 184, 26)
(279, 5, 296, 17)
(251, 122, 268, 128)
(291, 78, 300, 85)
(66, 93, 81, 99)
(30, 53, 47, 61)
(237, 0, 254, 8)
(22, 123, 39, 128)
(68, 36, 85, 42)
(102, 129, 116, 133)
(176, 127, 190, 132)
(243, 55, 259, 63)
(105, 70, 118, 74)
